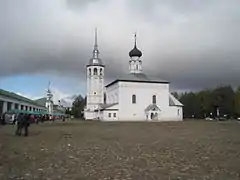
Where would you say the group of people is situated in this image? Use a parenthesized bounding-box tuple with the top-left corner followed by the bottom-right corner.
(1, 113, 67, 137)
(15, 113, 31, 136)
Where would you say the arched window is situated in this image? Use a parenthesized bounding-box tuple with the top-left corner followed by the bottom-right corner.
(100, 68, 103, 75)
(89, 68, 91, 76)
(152, 95, 156, 104)
(93, 68, 97, 75)
(132, 94, 136, 104)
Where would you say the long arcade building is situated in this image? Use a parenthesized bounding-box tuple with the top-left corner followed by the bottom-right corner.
(0, 89, 46, 115)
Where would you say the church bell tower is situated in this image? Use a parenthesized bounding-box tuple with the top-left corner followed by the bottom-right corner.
(46, 81, 53, 116)
(84, 28, 105, 120)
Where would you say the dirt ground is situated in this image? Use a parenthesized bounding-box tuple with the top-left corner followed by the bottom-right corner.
(0, 120, 240, 180)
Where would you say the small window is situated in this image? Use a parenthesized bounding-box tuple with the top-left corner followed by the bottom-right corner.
(113, 113, 116, 117)
(152, 95, 156, 104)
(132, 94, 136, 104)
(89, 68, 91, 76)
(108, 113, 111, 117)
(178, 109, 180, 115)
(100, 68, 103, 75)
(94, 92, 96, 95)
(104, 93, 106, 104)
(93, 68, 98, 75)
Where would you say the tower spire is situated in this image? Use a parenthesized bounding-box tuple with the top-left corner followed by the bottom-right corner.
(134, 32, 137, 48)
(47, 81, 51, 93)
(48, 81, 50, 89)
(94, 28, 98, 50)
(93, 28, 99, 58)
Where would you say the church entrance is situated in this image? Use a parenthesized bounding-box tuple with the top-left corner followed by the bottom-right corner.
(150, 112, 158, 120)
(145, 104, 161, 121)
(152, 112, 158, 120)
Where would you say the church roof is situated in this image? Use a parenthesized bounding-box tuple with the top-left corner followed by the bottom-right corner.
(105, 73, 169, 87)
(169, 93, 183, 106)
(145, 104, 161, 112)
(99, 103, 118, 110)
(35, 97, 47, 106)
(87, 58, 104, 66)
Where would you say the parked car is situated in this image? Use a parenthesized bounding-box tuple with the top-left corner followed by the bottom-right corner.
(205, 117, 214, 121)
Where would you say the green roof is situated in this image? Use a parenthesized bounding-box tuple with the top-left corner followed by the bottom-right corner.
(35, 97, 47, 106)
(8, 109, 65, 116)
(0, 89, 46, 108)
(8, 109, 48, 115)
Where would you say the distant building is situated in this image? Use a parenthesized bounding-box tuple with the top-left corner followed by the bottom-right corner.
(84, 30, 183, 121)
(0, 89, 46, 115)
(0, 84, 64, 116)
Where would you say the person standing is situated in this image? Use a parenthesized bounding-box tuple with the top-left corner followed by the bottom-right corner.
(22, 114, 31, 136)
(15, 113, 23, 136)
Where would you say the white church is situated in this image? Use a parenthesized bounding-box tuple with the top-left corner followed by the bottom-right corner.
(84, 29, 183, 121)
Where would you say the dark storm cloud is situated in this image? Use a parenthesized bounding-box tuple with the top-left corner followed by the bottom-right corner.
(0, 0, 240, 90)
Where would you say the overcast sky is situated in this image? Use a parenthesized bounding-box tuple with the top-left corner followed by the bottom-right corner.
(0, 0, 240, 98)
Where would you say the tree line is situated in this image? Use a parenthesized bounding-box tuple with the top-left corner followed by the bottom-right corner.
(173, 85, 240, 119)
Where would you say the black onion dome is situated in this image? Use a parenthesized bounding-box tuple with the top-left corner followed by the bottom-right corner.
(129, 33, 142, 58)
(129, 46, 142, 57)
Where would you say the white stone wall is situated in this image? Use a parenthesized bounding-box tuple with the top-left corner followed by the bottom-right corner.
(117, 81, 170, 121)
(102, 110, 118, 121)
(84, 111, 96, 120)
(100, 104, 119, 121)
(160, 106, 183, 121)
(106, 83, 119, 104)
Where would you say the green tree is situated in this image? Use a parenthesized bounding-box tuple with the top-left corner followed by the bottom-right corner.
(197, 90, 213, 118)
(212, 85, 235, 117)
(234, 86, 240, 117)
(179, 92, 201, 118)
(179, 85, 236, 119)
(71, 95, 86, 118)
(172, 92, 179, 100)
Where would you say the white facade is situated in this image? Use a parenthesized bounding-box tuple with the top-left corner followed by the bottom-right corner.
(84, 32, 183, 121)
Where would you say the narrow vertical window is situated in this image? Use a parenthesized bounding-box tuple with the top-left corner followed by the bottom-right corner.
(100, 68, 102, 75)
(132, 94, 136, 104)
(152, 95, 156, 104)
(108, 113, 111, 117)
(104, 93, 106, 104)
(113, 113, 116, 117)
(89, 68, 91, 76)
(93, 68, 97, 75)
(178, 109, 180, 115)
